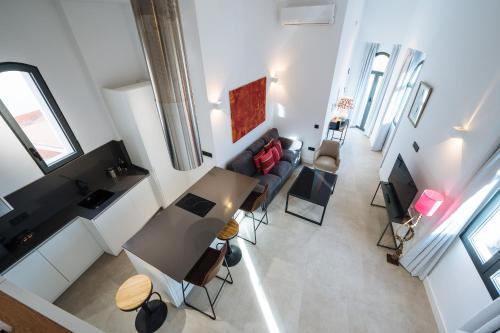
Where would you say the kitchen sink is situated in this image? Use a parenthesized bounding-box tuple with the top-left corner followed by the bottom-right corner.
(78, 189, 115, 209)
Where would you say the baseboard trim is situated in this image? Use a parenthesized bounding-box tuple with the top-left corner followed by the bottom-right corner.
(423, 277, 447, 333)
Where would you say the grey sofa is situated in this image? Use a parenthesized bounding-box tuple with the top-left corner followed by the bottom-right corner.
(226, 128, 302, 206)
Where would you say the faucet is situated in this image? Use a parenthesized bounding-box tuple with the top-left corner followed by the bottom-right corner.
(59, 175, 90, 196)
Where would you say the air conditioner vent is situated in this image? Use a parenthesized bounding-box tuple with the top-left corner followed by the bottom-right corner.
(280, 4, 335, 25)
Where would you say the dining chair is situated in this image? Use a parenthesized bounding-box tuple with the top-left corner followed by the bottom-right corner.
(313, 140, 341, 174)
(238, 184, 269, 245)
(181, 244, 233, 320)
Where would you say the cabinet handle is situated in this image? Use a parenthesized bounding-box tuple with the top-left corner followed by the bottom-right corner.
(0, 319, 12, 332)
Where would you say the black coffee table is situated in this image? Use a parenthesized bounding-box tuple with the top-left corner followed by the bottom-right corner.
(285, 166, 337, 226)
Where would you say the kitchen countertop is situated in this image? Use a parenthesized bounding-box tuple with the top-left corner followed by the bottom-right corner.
(123, 167, 258, 282)
(0, 167, 149, 274)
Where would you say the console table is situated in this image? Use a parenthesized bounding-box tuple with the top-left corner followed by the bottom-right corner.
(370, 181, 407, 250)
(327, 118, 349, 145)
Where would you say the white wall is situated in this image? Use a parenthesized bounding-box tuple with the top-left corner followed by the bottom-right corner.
(425, 240, 492, 333)
(194, 0, 278, 166)
(368, 0, 500, 331)
(321, 0, 365, 138)
(0, 0, 117, 196)
(273, 0, 348, 162)
(59, 0, 148, 89)
(194, 0, 348, 164)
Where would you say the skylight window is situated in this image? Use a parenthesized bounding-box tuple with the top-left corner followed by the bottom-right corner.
(0, 63, 82, 173)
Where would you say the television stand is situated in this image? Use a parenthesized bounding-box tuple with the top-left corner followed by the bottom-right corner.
(370, 181, 406, 250)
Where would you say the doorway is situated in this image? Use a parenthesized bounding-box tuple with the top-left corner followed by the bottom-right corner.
(359, 71, 383, 130)
(357, 52, 389, 131)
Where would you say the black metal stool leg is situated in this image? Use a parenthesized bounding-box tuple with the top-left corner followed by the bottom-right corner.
(264, 209, 269, 225)
(182, 264, 234, 321)
(223, 239, 242, 267)
(135, 293, 168, 333)
(237, 213, 256, 245)
(255, 209, 269, 229)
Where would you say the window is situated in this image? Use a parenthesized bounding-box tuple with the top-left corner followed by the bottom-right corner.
(372, 52, 390, 73)
(392, 60, 423, 125)
(0, 63, 82, 173)
(461, 191, 500, 299)
(382, 49, 425, 126)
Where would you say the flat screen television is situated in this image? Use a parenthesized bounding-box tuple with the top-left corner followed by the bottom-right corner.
(388, 154, 418, 216)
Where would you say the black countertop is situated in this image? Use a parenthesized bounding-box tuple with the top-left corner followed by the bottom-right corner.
(0, 168, 148, 273)
(0, 140, 149, 273)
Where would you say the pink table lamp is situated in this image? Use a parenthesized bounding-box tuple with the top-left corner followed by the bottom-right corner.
(387, 189, 444, 265)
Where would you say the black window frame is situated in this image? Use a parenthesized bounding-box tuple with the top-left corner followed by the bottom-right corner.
(375, 51, 390, 58)
(460, 190, 500, 299)
(0, 62, 83, 174)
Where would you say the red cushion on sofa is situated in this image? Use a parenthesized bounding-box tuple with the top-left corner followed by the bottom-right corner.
(259, 150, 275, 175)
(269, 146, 280, 164)
(264, 140, 274, 152)
(273, 139, 283, 159)
(253, 149, 265, 173)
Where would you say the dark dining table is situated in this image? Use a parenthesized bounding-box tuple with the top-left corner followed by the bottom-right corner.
(123, 166, 258, 284)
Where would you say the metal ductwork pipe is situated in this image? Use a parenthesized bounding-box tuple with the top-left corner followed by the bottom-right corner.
(130, 0, 203, 171)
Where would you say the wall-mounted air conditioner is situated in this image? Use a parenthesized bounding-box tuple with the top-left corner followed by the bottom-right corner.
(280, 4, 335, 25)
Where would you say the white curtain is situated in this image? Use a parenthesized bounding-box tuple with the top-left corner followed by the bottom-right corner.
(351, 42, 379, 127)
(369, 49, 421, 151)
(365, 44, 401, 137)
(401, 146, 500, 279)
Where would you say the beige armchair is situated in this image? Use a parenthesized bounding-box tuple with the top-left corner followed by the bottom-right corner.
(313, 140, 341, 174)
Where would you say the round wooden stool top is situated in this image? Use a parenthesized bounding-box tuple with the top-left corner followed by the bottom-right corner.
(115, 274, 153, 312)
(217, 218, 239, 240)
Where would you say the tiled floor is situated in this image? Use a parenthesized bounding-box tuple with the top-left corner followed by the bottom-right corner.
(55, 129, 438, 333)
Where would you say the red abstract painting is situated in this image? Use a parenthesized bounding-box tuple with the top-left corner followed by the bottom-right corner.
(229, 77, 267, 143)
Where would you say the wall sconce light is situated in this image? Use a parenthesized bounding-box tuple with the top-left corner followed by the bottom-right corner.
(450, 125, 468, 138)
(270, 75, 279, 83)
(211, 101, 222, 110)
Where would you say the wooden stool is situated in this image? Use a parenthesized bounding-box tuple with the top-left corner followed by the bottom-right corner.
(217, 219, 241, 267)
(116, 274, 167, 333)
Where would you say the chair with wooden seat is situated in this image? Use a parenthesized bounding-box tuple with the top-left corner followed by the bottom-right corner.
(238, 184, 269, 245)
(217, 218, 241, 267)
(181, 243, 233, 320)
(116, 274, 167, 333)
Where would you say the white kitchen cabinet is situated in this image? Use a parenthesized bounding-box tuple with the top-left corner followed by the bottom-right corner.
(3, 251, 70, 303)
(103, 83, 215, 209)
(92, 191, 134, 256)
(128, 177, 159, 224)
(38, 218, 103, 283)
(2, 177, 158, 303)
(90, 177, 159, 256)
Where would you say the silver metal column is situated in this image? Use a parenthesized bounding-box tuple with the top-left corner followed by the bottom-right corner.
(131, 0, 203, 171)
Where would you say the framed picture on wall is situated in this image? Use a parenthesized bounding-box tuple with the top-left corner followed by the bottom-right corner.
(408, 81, 432, 127)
